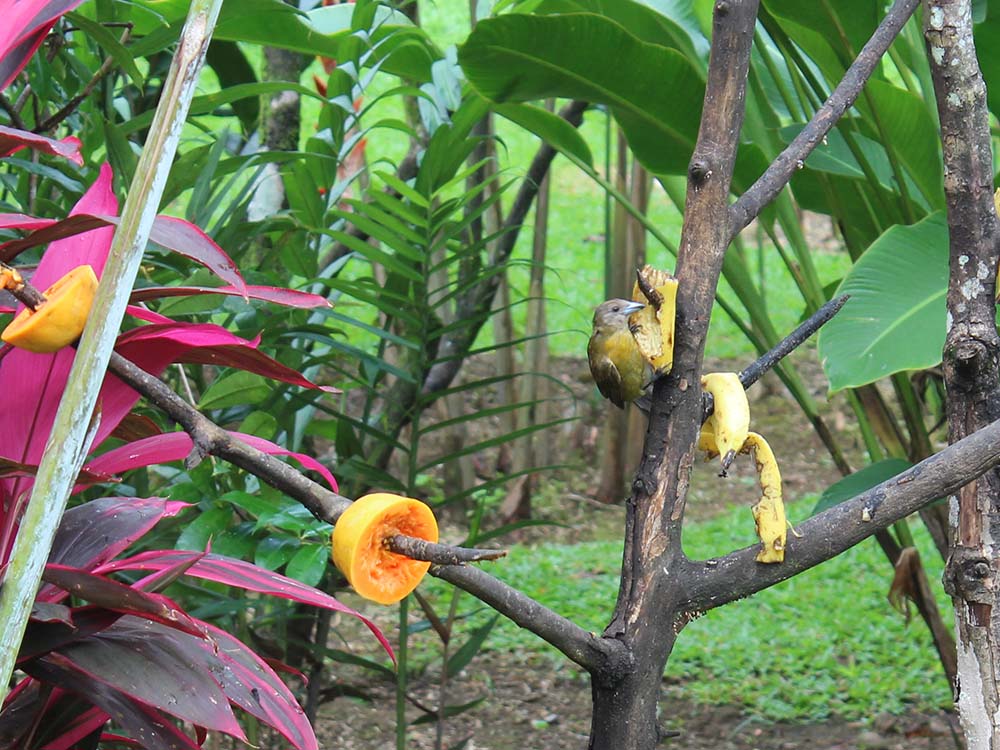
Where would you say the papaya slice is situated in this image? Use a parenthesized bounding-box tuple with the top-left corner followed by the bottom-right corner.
(2, 265, 99, 353)
(331, 492, 439, 604)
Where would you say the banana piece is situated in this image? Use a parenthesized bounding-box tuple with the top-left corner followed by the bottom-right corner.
(701, 372, 749, 475)
(628, 265, 678, 376)
(743, 432, 786, 563)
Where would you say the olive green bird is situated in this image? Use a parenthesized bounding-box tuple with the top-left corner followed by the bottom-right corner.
(587, 299, 648, 409)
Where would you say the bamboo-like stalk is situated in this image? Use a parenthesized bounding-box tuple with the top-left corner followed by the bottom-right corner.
(0, 0, 225, 700)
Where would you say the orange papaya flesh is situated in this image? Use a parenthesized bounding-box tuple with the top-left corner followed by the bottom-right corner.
(2, 265, 99, 353)
(331, 493, 439, 604)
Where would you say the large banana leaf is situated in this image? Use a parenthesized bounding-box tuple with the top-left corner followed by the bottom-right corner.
(818, 212, 948, 392)
(459, 12, 704, 175)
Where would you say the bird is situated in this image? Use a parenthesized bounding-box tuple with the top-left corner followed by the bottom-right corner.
(587, 299, 648, 409)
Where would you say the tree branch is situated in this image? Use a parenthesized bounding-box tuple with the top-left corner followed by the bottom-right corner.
(728, 0, 920, 237)
(432, 562, 630, 676)
(681, 416, 1000, 611)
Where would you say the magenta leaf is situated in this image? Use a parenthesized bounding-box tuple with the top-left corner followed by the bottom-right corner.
(130, 283, 331, 309)
(95, 550, 395, 661)
(0, 211, 58, 231)
(40, 565, 206, 636)
(86, 431, 337, 491)
(114, 322, 337, 393)
(0, 0, 88, 90)
(28, 618, 247, 741)
(0, 212, 109, 264)
(47, 497, 189, 572)
(0, 126, 82, 164)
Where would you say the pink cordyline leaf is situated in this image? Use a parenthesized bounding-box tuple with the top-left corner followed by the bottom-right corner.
(199, 622, 318, 750)
(47, 497, 189, 572)
(26, 650, 227, 750)
(40, 565, 207, 636)
(0, 0, 88, 90)
(115, 322, 338, 394)
(85, 431, 338, 491)
(0, 212, 248, 292)
(130, 283, 331, 308)
(0, 127, 82, 164)
(95, 550, 395, 661)
(148, 216, 246, 295)
(0, 165, 117, 506)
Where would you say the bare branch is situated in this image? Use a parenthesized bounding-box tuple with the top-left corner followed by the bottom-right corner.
(432, 562, 630, 676)
(388, 536, 506, 564)
(681, 416, 1000, 611)
(728, 0, 920, 237)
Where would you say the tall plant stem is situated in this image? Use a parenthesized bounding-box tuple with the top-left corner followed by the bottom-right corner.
(0, 0, 224, 701)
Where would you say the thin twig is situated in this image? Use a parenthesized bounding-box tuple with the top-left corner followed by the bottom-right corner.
(0, 94, 26, 131)
(36, 26, 132, 133)
(389, 536, 506, 564)
(728, 0, 920, 237)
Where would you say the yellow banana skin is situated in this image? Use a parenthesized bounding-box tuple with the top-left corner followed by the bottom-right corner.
(742, 432, 786, 563)
(700, 372, 749, 475)
(628, 265, 678, 375)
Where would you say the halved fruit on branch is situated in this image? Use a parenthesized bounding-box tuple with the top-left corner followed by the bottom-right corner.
(1, 265, 98, 353)
(628, 264, 678, 375)
(743, 432, 786, 563)
(331, 493, 439, 604)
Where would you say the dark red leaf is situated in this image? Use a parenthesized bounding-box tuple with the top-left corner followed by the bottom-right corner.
(29, 601, 73, 624)
(47, 497, 189, 572)
(0, 213, 109, 263)
(129, 283, 331, 308)
(40, 565, 206, 636)
(198, 623, 317, 750)
(26, 653, 204, 750)
(95, 551, 394, 661)
(148, 216, 246, 295)
(109, 412, 162, 442)
(0, 127, 82, 164)
(18, 607, 122, 664)
(28, 618, 246, 740)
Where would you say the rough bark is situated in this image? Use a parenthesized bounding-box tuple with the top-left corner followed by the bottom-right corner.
(588, 2, 761, 746)
(925, 1, 1000, 746)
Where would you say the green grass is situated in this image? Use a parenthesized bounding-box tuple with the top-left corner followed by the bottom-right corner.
(416, 501, 952, 723)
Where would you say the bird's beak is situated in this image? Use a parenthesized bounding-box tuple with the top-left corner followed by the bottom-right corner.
(622, 301, 645, 315)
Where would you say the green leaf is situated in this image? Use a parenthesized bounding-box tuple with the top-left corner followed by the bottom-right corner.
(237, 411, 279, 440)
(176, 506, 233, 551)
(67, 12, 145, 88)
(534, 0, 702, 62)
(818, 212, 948, 392)
(855, 81, 943, 210)
(198, 371, 272, 410)
(459, 13, 705, 175)
(285, 544, 329, 587)
(255, 536, 300, 570)
(494, 101, 593, 168)
(446, 615, 500, 678)
(813, 458, 913, 516)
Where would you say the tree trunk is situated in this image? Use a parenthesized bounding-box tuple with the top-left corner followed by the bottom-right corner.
(925, 1, 1000, 746)
(589, 1, 761, 745)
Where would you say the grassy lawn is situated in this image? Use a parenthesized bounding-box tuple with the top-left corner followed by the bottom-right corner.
(417, 500, 952, 723)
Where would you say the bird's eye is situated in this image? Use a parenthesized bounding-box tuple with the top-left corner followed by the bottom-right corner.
(612, 305, 620, 312)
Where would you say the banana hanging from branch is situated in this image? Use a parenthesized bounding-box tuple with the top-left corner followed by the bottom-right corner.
(701, 372, 749, 475)
(697, 379, 787, 563)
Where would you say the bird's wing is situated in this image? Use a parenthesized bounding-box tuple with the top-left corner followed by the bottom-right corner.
(588, 353, 626, 409)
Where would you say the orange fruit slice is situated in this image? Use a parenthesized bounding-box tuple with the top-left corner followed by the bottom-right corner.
(2, 265, 99, 353)
(331, 493, 439, 604)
